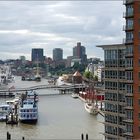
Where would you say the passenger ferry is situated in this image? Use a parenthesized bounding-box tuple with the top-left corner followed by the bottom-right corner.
(18, 94, 38, 123)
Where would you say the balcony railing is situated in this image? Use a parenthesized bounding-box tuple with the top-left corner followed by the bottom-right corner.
(123, 11, 134, 18)
(123, 38, 133, 44)
(123, 118, 133, 123)
(125, 93, 133, 97)
(123, 132, 133, 136)
(125, 66, 133, 70)
(123, 24, 133, 31)
(123, 0, 134, 5)
(125, 52, 133, 57)
(124, 105, 133, 110)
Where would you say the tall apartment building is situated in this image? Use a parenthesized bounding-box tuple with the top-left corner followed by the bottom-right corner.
(98, 44, 126, 139)
(53, 48, 63, 61)
(31, 48, 44, 62)
(73, 42, 87, 64)
(124, 0, 139, 139)
(97, 0, 140, 139)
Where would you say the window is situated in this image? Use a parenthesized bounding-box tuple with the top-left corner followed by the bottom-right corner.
(138, 72, 140, 80)
(139, 126, 140, 132)
(138, 99, 140, 105)
(139, 113, 140, 120)
(139, 86, 140, 93)
(139, 59, 140, 66)
(139, 19, 140, 25)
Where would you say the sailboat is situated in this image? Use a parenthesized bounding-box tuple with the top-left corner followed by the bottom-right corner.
(84, 83, 99, 115)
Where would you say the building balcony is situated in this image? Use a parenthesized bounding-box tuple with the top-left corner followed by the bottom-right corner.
(123, 38, 133, 45)
(123, 132, 133, 137)
(123, 118, 133, 123)
(105, 89, 117, 94)
(104, 67, 125, 71)
(104, 100, 126, 105)
(123, 0, 134, 5)
(102, 132, 125, 139)
(104, 78, 126, 83)
(103, 111, 125, 117)
(124, 106, 133, 110)
(123, 25, 133, 31)
(123, 11, 134, 18)
(125, 66, 133, 71)
(125, 53, 133, 57)
(103, 121, 125, 129)
(125, 93, 133, 97)
(125, 79, 133, 84)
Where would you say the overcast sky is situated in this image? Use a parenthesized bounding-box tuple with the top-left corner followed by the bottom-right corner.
(0, 1, 125, 61)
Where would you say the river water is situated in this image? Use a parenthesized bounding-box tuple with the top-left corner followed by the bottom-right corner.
(0, 77, 104, 140)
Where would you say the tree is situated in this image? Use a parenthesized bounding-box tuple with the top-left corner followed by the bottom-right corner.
(83, 71, 93, 80)
(94, 75, 98, 81)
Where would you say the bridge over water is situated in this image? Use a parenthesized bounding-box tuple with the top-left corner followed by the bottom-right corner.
(0, 84, 87, 95)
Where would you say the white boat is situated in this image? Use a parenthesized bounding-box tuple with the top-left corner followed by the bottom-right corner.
(84, 102, 98, 115)
(26, 90, 39, 102)
(71, 93, 79, 99)
(0, 104, 12, 121)
(34, 74, 41, 82)
(19, 96, 38, 123)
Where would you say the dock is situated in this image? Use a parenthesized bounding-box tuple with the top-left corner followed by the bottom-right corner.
(6, 113, 18, 125)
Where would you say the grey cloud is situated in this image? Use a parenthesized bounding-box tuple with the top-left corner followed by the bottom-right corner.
(0, 1, 124, 60)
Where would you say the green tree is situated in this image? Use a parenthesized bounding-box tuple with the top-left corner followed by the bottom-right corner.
(83, 71, 93, 79)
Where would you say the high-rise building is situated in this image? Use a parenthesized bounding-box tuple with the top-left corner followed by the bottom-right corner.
(96, 1, 140, 139)
(73, 42, 87, 64)
(124, 0, 138, 139)
(31, 48, 44, 62)
(98, 44, 126, 139)
(53, 48, 63, 61)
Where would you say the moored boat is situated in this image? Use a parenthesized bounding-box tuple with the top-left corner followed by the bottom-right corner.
(0, 104, 12, 121)
(26, 90, 39, 102)
(84, 102, 98, 115)
(71, 93, 79, 99)
(18, 94, 38, 123)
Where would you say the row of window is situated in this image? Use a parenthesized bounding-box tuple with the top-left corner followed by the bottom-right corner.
(105, 50, 125, 60)
(105, 60, 125, 66)
(105, 93, 125, 102)
(105, 82, 126, 90)
(105, 70, 125, 79)
(20, 109, 37, 112)
(20, 114, 37, 118)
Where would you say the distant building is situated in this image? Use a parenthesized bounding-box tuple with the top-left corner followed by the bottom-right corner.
(86, 62, 104, 82)
(53, 48, 63, 61)
(71, 58, 81, 67)
(31, 48, 44, 62)
(73, 42, 87, 64)
(66, 56, 73, 67)
(72, 71, 82, 84)
(20, 56, 26, 61)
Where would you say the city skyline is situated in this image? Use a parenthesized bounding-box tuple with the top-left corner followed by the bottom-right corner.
(0, 1, 124, 60)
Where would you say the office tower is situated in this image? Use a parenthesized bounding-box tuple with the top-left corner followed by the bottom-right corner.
(53, 48, 63, 61)
(73, 42, 87, 64)
(98, 44, 126, 139)
(31, 48, 44, 62)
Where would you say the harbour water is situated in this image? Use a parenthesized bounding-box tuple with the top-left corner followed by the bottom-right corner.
(0, 77, 104, 140)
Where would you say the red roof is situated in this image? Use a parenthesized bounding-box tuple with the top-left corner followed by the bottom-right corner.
(73, 71, 82, 77)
